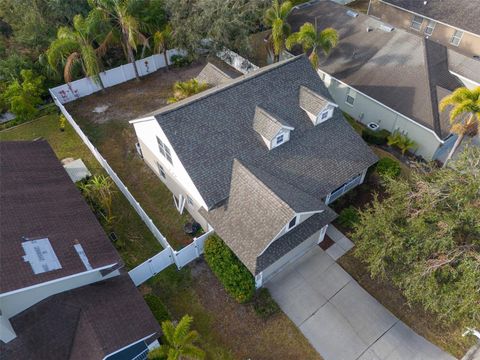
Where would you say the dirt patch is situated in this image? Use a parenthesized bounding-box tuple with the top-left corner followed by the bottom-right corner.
(66, 63, 205, 124)
(189, 260, 322, 360)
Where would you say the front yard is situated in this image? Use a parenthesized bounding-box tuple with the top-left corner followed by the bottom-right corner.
(1, 85, 321, 358)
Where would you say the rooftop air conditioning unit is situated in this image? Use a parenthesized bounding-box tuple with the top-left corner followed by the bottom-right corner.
(346, 10, 359, 18)
(367, 122, 380, 131)
(379, 24, 395, 32)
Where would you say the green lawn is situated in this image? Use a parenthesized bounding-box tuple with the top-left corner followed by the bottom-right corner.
(0, 114, 162, 268)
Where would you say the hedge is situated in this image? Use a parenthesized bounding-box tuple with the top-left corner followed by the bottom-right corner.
(204, 235, 255, 303)
(337, 206, 360, 229)
(376, 157, 401, 179)
(362, 128, 390, 145)
(144, 294, 171, 324)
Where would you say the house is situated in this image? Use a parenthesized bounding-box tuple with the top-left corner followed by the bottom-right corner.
(288, 0, 480, 161)
(368, 0, 480, 57)
(0, 141, 160, 359)
(130, 57, 377, 287)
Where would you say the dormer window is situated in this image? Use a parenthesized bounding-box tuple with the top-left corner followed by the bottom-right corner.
(287, 216, 297, 230)
(299, 86, 338, 125)
(253, 106, 294, 150)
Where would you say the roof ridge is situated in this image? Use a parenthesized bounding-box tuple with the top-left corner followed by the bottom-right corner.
(203, 62, 232, 79)
(255, 106, 293, 128)
(423, 38, 444, 137)
(150, 55, 306, 119)
(300, 85, 329, 101)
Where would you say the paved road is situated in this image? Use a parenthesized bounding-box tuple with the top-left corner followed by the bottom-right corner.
(266, 246, 455, 360)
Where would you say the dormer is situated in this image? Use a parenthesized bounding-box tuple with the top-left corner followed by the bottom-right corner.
(299, 85, 338, 125)
(253, 106, 294, 150)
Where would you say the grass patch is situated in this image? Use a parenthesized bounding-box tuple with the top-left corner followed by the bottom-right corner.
(0, 114, 162, 268)
(252, 288, 280, 320)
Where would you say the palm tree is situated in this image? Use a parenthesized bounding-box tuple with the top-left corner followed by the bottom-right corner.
(439, 86, 480, 165)
(167, 79, 209, 104)
(89, 0, 149, 81)
(154, 24, 173, 70)
(148, 315, 205, 360)
(264, 0, 293, 63)
(286, 22, 339, 69)
(79, 175, 116, 225)
(46, 14, 110, 89)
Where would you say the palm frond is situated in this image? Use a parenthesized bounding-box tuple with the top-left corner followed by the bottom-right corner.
(319, 27, 339, 55)
(181, 344, 205, 360)
(161, 320, 176, 346)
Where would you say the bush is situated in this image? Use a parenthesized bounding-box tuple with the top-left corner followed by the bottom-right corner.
(144, 294, 171, 323)
(170, 54, 191, 68)
(362, 128, 390, 145)
(343, 112, 364, 135)
(387, 131, 417, 155)
(338, 206, 360, 229)
(376, 157, 401, 179)
(204, 235, 255, 303)
(252, 288, 280, 320)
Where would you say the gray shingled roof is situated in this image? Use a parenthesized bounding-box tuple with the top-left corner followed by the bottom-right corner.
(381, 0, 480, 35)
(149, 55, 378, 209)
(299, 85, 330, 115)
(195, 62, 233, 86)
(200, 159, 332, 274)
(289, 1, 474, 139)
(253, 106, 293, 141)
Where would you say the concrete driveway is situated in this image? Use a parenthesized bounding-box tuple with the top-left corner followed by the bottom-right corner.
(266, 247, 455, 360)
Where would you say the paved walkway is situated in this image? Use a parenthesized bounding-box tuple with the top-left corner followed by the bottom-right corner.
(266, 246, 455, 360)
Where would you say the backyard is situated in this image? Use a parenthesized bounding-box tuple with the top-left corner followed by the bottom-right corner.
(0, 87, 321, 359)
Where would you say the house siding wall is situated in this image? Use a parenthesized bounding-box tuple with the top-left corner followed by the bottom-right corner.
(321, 73, 442, 160)
(133, 120, 209, 230)
(369, 1, 480, 57)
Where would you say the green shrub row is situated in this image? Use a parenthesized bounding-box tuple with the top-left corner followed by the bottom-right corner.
(204, 235, 255, 303)
(144, 293, 171, 324)
(361, 128, 390, 145)
(376, 157, 401, 179)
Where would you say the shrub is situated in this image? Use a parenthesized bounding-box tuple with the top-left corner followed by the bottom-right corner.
(362, 128, 390, 145)
(170, 54, 191, 68)
(387, 130, 416, 155)
(252, 288, 280, 320)
(343, 112, 364, 135)
(144, 294, 171, 323)
(376, 157, 401, 179)
(338, 206, 360, 228)
(204, 235, 255, 303)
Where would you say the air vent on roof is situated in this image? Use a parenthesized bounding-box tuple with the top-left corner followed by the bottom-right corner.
(22, 238, 62, 274)
(346, 10, 359, 18)
(379, 24, 395, 32)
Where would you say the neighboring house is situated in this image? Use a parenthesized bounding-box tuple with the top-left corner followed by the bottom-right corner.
(368, 0, 480, 57)
(288, 0, 480, 161)
(130, 57, 377, 287)
(0, 141, 160, 359)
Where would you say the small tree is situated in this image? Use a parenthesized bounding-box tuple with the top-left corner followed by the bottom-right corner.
(264, 0, 293, 63)
(286, 22, 338, 68)
(79, 175, 116, 225)
(148, 315, 205, 360)
(439, 86, 480, 166)
(167, 79, 209, 104)
(2, 69, 45, 121)
(154, 24, 173, 70)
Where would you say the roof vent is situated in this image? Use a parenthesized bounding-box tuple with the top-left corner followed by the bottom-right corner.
(22, 238, 62, 274)
(379, 24, 395, 32)
(346, 10, 359, 18)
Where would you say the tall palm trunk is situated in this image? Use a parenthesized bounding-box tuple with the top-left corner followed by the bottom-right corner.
(123, 31, 140, 81)
(443, 133, 464, 167)
(163, 50, 169, 70)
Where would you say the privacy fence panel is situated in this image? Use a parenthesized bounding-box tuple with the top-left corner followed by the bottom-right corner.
(128, 247, 175, 286)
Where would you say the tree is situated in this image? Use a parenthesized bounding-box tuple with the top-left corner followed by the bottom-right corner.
(154, 24, 173, 70)
(79, 175, 117, 225)
(351, 146, 480, 327)
(286, 22, 338, 69)
(167, 79, 209, 104)
(46, 14, 111, 89)
(89, 0, 149, 81)
(2, 70, 45, 121)
(148, 315, 205, 360)
(264, 0, 292, 63)
(165, 0, 266, 57)
(439, 86, 480, 166)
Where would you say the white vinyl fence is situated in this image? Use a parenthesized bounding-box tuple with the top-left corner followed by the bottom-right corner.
(129, 230, 213, 286)
(50, 49, 185, 104)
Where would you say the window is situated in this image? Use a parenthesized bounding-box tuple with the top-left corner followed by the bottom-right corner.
(345, 88, 356, 106)
(187, 196, 194, 206)
(156, 136, 173, 164)
(410, 15, 424, 31)
(450, 30, 463, 46)
(276, 134, 284, 145)
(424, 20, 436, 35)
(321, 111, 329, 120)
(287, 216, 297, 230)
(157, 162, 166, 179)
